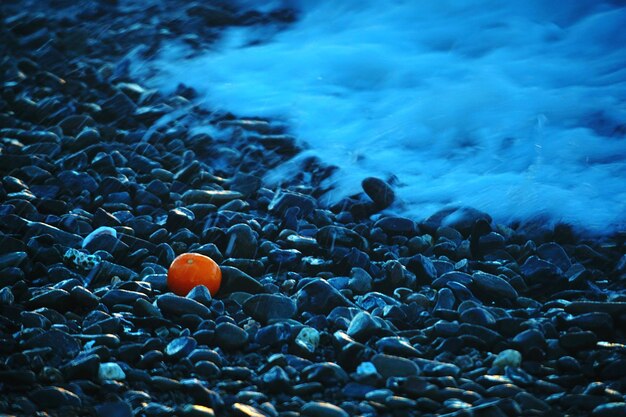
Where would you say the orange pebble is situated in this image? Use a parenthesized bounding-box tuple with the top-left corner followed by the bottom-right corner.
(167, 253, 222, 296)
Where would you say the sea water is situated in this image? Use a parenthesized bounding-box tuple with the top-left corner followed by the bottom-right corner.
(139, 0, 626, 233)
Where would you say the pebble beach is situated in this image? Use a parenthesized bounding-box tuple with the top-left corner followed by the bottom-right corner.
(1, 1, 626, 416)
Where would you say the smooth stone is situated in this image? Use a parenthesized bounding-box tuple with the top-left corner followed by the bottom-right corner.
(592, 403, 626, 417)
(182, 189, 243, 205)
(268, 191, 317, 218)
(98, 362, 126, 381)
(24, 329, 79, 359)
(101, 289, 149, 307)
(520, 256, 561, 282)
(224, 223, 257, 258)
(348, 267, 372, 294)
(471, 271, 518, 300)
(26, 288, 71, 310)
(434, 288, 456, 311)
(406, 254, 437, 284)
(255, 322, 292, 347)
(460, 307, 496, 327)
(82, 226, 117, 248)
(165, 336, 197, 359)
(375, 337, 421, 357)
(537, 242, 572, 272)
(295, 327, 320, 353)
(564, 301, 626, 316)
(243, 293, 296, 323)
(371, 354, 420, 378)
(186, 285, 212, 306)
(0, 251, 27, 269)
(30, 386, 82, 409)
(218, 266, 265, 296)
(60, 353, 100, 379)
(362, 177, 394, 210)
(493, 349, 522, 369)
(374, 216, 416, 235)
(156, 294, 212, 319)
(215, 322, 248, 351)
(301, 401, 349, 417)
(347, 311, 381, 340)
(296, 279, 354, 314)
(268, 248, 302, 264)
(560, 331, 597, 350)
(95, 402, 133, 417)
(316, 225, 368, 250)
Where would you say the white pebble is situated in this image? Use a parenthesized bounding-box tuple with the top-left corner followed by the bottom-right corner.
(98, 362, 126, 381)
(295, 327, 320, 353)
(493, 349, 522, 369)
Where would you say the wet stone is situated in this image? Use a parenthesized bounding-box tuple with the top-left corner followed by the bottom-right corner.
(215, 322, 248, 351)
(347, 311, 381, 340)
(301, 401, 349, 417)
(269, 190, 317, 218)
(243, 293, 296, 323)
(30, 386, 82, 409)
(316, 225, 368, 251)
(560, 331, 597, 351)
(165, 336, 197, 360)
(225, 223, 257, 258)
(371, 354, 420, 378)
(95, 402, 133, 417)
(362, 177, 395, 210)
(219, 266, 265, 296)
(296, 279, 354, 314)
(470, 271, 518, 301)
(592, 403, 626, 417)
(157, 294, 212, 319)
(374, 216, 416, 235)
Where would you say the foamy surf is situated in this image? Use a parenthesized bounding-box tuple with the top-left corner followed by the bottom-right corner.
(138, 0, 626, 233)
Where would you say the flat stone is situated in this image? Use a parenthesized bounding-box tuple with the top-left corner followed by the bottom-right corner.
(301, 401, 349, 417)
(471, 271, 518, 300)
(219, 266, 265, 296)
(372, 354, 420, 378)
(316, 225, 368, 251)
(182, 189, 243, 205)
(156, 294, 212, 319)
(215, 322, 248, 351)
(565, 301, 626, 316)
(243, 293, 296, 323)
(30, 386, 82, 409)
(268, 191, 317, 218)
(296, 279, 354, 314)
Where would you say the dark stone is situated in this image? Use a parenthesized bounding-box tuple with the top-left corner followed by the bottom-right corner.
(362, 177, 394, 210)
(157, 294, 212, 319)
(224, 223, 257, 258)
(30, 386, 82, 409)
(296, 279, 354, 314)
(218, 266, 265, 296)
(243, 293, 297, 323)
(316, 226, 367, 251)
(560, 331, 597, 351)
(60, 353, 100, 379)
(215, 322, 248, 351)
(406, 254, 437, 284)
(470, 271, 518, 301)
(95, 402, 133, 417)
(269, 191, 317, 218)
(374, 216, 416, 236)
